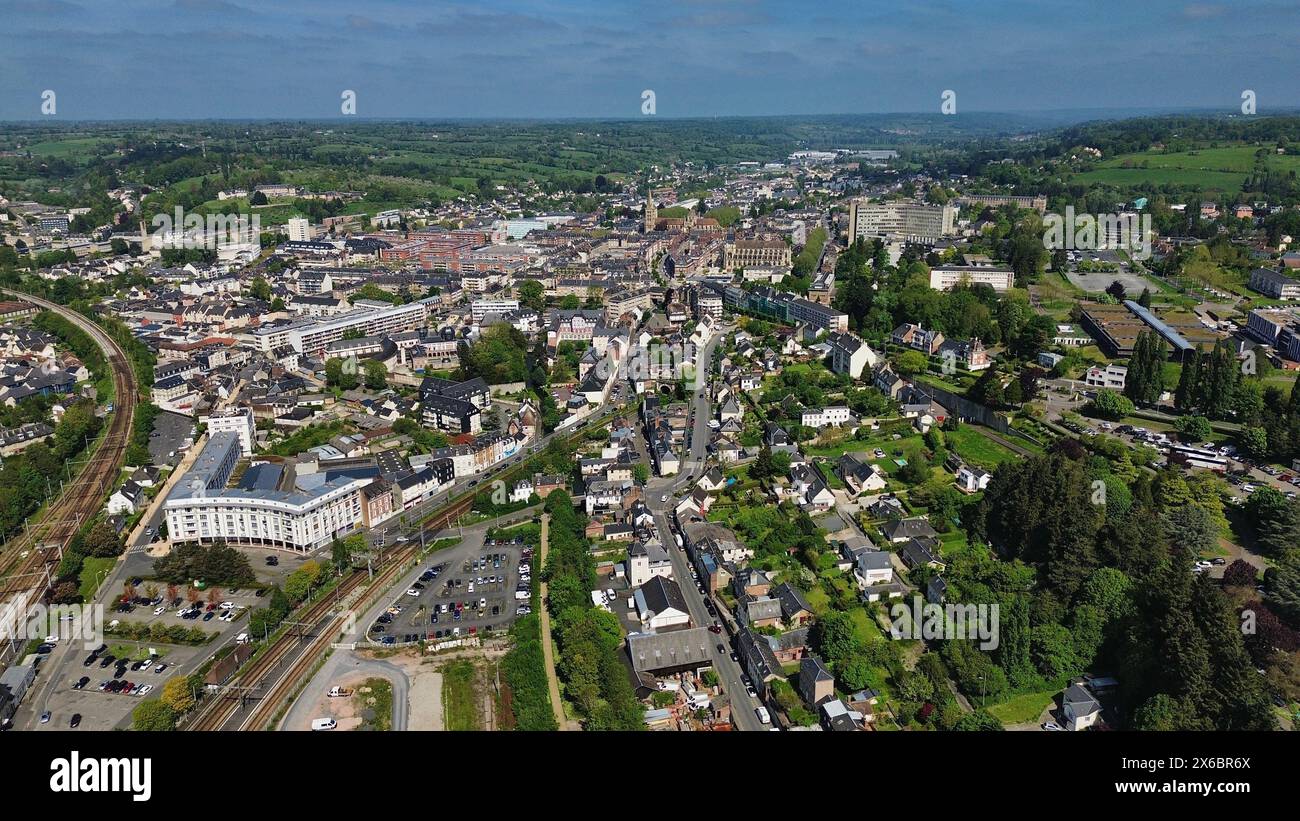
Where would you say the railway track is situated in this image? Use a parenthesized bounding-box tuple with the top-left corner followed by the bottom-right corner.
(0, 290, 138, 610)
(188, 542, 417, 730)
(185, 404, 622, 730)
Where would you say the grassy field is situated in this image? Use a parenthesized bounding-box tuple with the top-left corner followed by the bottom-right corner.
(946, 426, 1018, 468)
(441, 660, 482, 731)
(1073, 145, 1300, 192)
(356, 677, 394, 732)
(985, 688, 1058, 725)
(79, 556, 117, 601)
(848, 606, 884, 644)
(26, 137, 118, 162)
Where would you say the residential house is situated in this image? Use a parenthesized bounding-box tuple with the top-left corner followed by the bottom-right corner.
(1062, 682, 1103, 731)
(774, 582, 813, 627)
(880, 516, 939, 544)
(633, 576, 691, 631)
(799, 655, 836, 707)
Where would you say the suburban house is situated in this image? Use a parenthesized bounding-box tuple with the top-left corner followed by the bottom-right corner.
(627, 539, 674, 586)
(106, 480, 146, 516)
(633, 576, 691, 631)
(853, 549, 894, 588)
(868, 495, 906, 520)
(799, 655, 836, 707)
(899, 536, 947, 571)
(801, 406, 853, 429)
(837, 454, 887, 495)
(697, 467, 727, 492)
(955, 464, 992, 493)
(739, 595, 784, 629)
(774, 582, 814, 627)
(734, 627, 781, 696)
(880, 516, 939, 544)
(1062, 682, 1103, 731)
(872, 364, 906, 399)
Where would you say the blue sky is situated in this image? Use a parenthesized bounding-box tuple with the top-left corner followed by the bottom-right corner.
(2, 0, 1299, 120)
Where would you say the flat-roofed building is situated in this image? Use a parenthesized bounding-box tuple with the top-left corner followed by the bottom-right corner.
(1247, 308, 1300, 362)
(1250, 267, 1300, 300)
(928, 265, 1015, 292)
(847, 198, 956, 245)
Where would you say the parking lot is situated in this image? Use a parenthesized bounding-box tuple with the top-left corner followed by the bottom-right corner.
(29, 635, 218, 731)
(147, 410, 195, 469)
(1063, 266, 1152, 296)
(25, 575, 263, 730)
(368, 535, 535, 645)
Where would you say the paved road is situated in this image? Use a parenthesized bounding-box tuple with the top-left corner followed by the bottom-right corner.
(280, 652, 409, 731)
(642, 324, 766, 731)
(649, 505, 763, 731)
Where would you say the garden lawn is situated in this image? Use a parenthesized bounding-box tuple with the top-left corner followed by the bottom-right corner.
(848, 606, 884, 644)
(946, 426, 1018, 468)
(985, 688, 1058, 725)
(79, 556, 117, 600)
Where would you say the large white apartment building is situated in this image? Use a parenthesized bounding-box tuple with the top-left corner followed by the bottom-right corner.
(471, 298, 520, 323)
(928, 265, 1016, 292)
(203, 407, 256, 456)
(252, 300, 428, 355)
(163, 431, 371, 552)
(287, 217, 311, 242)
(847, 199, 957, 245)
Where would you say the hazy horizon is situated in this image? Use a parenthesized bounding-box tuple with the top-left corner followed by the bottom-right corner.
(3, 0, 1299, 120)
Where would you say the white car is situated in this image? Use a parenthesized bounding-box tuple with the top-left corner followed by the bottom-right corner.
(661, 494, 669, 503)
(405, 588, 420, 597)
(153, 606, 166, 616)
(219, 601, 234, 610)
(136, 685, 153, 697)
(1042, 722, 1065, 731)
(1195, 560, 1213, 569)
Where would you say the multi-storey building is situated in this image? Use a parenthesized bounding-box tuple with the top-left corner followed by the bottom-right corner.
(203, 408, 256, 457)
(1249, 267, 1300, 300)
(724, 238, 792, 270)
(928, 265, 1015, 292)
(847, 199, 957, 244)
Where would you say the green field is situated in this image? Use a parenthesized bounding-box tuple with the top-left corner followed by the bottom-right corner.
(357, 677, 394, 732)
(985, 688, 1058, 725)
(26, 137, 118, 162)
(79, 556, 117, 600)
(946, 426, 1018, 468)
(441, 660, 482, 731)
(1074, 145, 1300, 192)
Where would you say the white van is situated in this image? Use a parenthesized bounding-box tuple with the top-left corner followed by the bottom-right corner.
(755, 706, 771, 725)
(235, 633, 250, 645)
(310, 717, 337, 731)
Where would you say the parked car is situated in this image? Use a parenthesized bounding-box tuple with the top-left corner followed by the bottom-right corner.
(69, 714, 81, 729)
